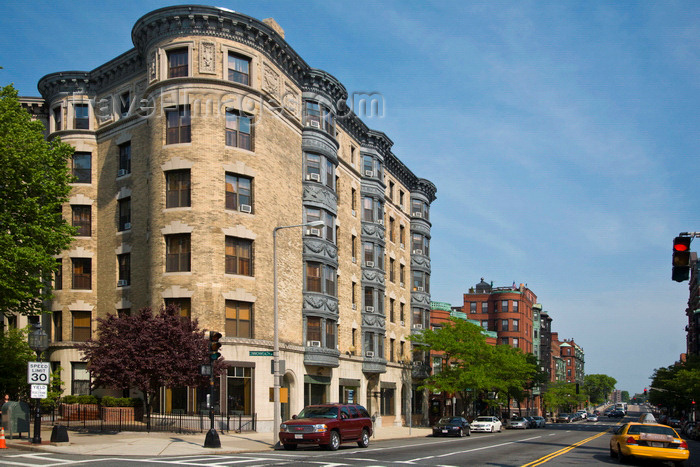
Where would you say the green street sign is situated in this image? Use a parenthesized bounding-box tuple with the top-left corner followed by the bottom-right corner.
(249, 351, 273, 356)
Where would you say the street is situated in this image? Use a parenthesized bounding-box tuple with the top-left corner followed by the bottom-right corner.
(4, 414, 697, 466)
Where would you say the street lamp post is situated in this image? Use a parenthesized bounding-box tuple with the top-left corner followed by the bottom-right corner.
(272, 220, 324, 447)
(28, 321, 49, 444)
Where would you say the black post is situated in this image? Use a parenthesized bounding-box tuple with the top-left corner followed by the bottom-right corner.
(31, 350, 42, 444)
(204, 364, 220, 448)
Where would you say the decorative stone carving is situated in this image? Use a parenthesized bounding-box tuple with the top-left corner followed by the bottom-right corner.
(302, 185, 338, 212)
(199, 42, 216, 74)
(362, 270, 385, 286)
(303, 238, 338, 261)
(149, 50, 158, 83)
(362, 314, 385, 328)
(262, 62, 280, 97)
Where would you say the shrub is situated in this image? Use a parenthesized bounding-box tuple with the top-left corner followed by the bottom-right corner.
(101, 396, 138, 407)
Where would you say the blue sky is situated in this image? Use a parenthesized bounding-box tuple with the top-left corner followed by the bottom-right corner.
(2, 1, 698, 395)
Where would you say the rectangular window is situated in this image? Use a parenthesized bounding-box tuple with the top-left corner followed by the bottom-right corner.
(118, 142, 131, 175)
(390, 298, 395, 322)
(118, 197, 131, 231)
(388, 181, 395, 201)
(400, 303, 405, 322)
(364, 331, 375, 353)
(166, 169, 191, 208)
(72, 152, 91, 183)
(399, 225, 405, 246)
(228, 52, 250, 85)
(324, 264, 336, 297)
(513, 319, 519, 331)
(53, 106, 62, 131)
(71, 362, 90, 395)
(351, 235, 357, 262)
(306, 262, 321, 293)
(164, 298, 191, 318)
(165, 234, 191, 272)
(53, 311, 62, 342)
(74, 103, 89, 129)
(117, 253, 130, 286)
(389, 258, 395, 282)
(225, 173, 252, 211)
(167, 47, 188, 78)
(225, 109, 252, 150)
(513, 301, 519, 313)
(400, 264, 405, 285)
(512, 338, 519, 349)
(481, 320, 488, 330)
(54, 259, 62, 290)
(225, 300, 253, 338)
(165, 106, 191, 144)
(72, 205, 91, 237)
(501, 300, 508, 312)
(225, 236, 253, 276)
(389, 338, 395, 362)
(307, 317, 321, 342)
(501, 319, 509, 331)
(389, 217, 395, 242)
(325, 320, 336, 349)
(351, 188, 357, 212)
(469, 302, 477, 313)
(501, 337, 509, 346)
(481, 302, 488, 313)
(362, 197, 374, 222)
(399, 190, 405, 208)
(72, 258, 91, 290)
(72, 311, 91, 342)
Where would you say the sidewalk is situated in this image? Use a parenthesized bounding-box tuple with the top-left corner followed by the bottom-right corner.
(5, 425, 433, 456)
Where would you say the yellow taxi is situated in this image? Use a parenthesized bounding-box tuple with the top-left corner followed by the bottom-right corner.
(609, 414, 689, 466)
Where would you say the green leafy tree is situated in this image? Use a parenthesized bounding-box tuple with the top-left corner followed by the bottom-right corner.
(649, 356, 700, 415)
(583, 374, 617, 406)
(78, 304, 226, 428)
(0, 84, 75, 317)
(0, 326, 35, 399)
(621, 390, 630, 403)
(41, 366, 65, 412)
(542, 382, 587, 413)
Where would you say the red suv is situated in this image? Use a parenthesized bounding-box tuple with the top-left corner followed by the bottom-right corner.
(279, 403, 373, 451)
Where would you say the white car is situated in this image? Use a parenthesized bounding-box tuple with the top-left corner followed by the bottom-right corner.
(470, 416, 502, 433)
(576, 411, 587, 420)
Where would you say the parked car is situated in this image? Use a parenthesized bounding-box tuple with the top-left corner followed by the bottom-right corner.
(556, 413, 573, 423)
(609, 409, 626, 418)
(609, 421, 689, 465)
(470, 416, 502, 433)
(532, 416, 546, 428)
(279, 404, 372, 451)
(523, 416, 538, 428)
(575, 410, 587, 420)
(587, 413, 599, 422)
(432, 416, 470, 437)
(505, 416, 530, 429)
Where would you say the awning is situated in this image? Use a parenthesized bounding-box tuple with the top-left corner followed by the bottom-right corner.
(304, 375, 331, 385)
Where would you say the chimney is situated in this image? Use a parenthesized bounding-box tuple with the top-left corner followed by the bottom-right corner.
(263, 18, 285, 39)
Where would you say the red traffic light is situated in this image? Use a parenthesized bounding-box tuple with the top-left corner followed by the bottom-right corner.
(674, 236, 691, 252)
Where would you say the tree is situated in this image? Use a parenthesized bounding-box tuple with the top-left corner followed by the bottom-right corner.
(78, 305, 225, 428)
(0, 326, 35, 399)
(621, 390, 630, 403)
(583, 374, 617, 406)
(649, 356, 700, 415)
(542, 382, 586, 414)
(0, 84, 75, 317)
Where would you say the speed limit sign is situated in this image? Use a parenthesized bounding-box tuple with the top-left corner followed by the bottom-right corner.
(27, 362, 50, 385)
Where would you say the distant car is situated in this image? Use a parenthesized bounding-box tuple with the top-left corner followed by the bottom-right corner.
(505, 416, 530, 429)
(556, 413, 573, 423)
(470, 416, 502, 433)
(576, 410, 587, 420)
(609, 409, 626, 418)
(532, 416, 546, 428)
(587, 413, 599, 422)
(609, 421, 689, 465)
(432, 416, 470, 437)
(523, 416, 537, 428)
(668, 418, 682, 428)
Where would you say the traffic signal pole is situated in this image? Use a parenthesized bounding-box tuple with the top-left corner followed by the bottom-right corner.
(204, 331, 222, 448)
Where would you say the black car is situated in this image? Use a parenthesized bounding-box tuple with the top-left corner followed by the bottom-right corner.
(609, 409, 625, 418)
(432, 416, 471, 437)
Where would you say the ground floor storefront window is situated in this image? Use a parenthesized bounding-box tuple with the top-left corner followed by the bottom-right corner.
(339, 378, 360, 404)
(304, 375, 330, 406)
(228, 366, 253, 415)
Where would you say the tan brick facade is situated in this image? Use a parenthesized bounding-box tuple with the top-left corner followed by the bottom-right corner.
(23, 5, 436, 432)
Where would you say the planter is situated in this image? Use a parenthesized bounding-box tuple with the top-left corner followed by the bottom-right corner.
(101, 406, 144, 423)
(60, 403, 99, 420)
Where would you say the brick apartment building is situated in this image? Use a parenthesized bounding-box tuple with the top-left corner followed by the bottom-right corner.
(14, 5, 436, 432)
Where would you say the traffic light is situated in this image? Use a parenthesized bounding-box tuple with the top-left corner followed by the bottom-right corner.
(644, 388, 647, 396)
(209, 331, 222, 361)
(672, 236, 691, 282)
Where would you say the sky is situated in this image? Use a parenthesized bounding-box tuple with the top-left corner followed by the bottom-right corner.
(2, 0, 698, 395)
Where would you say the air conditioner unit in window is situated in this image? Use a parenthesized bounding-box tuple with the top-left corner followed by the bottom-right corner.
(365, 306, 374, 312)
(307, 228, 321, 237)
(352, 257, 357, 264)
(416, 286, 424, 292)
(351, 209, 356, 216)
(308, 120, 320, 128)
(117, 279, 128, 287)
(365, 261, 374, 267)
(352, 304, 357, 310)
(123, 222, 131, 230)
(413, 212, 422, 218)
(377, 219, 383, 225)
(400, 320, 405, 326)
(400, 243, 405, 249)
(365, 351, 374, 358)
(400, 282, 404, 287)
(365, 170, 373, 177)
(117, 169, 128, 177)
(240, 204, 252, 213)
(413, 324, 423, 330)
(306, 173, 320, 182)
(307, 340, 321, 347)
(413, 249, 422, 255)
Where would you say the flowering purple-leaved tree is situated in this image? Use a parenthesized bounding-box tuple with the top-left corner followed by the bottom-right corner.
(78, 304, 226, 428)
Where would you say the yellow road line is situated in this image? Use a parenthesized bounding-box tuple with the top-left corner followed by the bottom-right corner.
(520, 429, 611, 467)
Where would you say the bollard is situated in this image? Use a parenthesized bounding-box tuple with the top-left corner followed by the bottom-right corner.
(50, 424, 69, 443)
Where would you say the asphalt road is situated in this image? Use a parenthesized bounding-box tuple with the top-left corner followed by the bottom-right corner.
(2, 413, 698, 466)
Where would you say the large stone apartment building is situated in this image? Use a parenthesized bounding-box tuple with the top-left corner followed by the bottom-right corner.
(16, 5, 436, 432)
